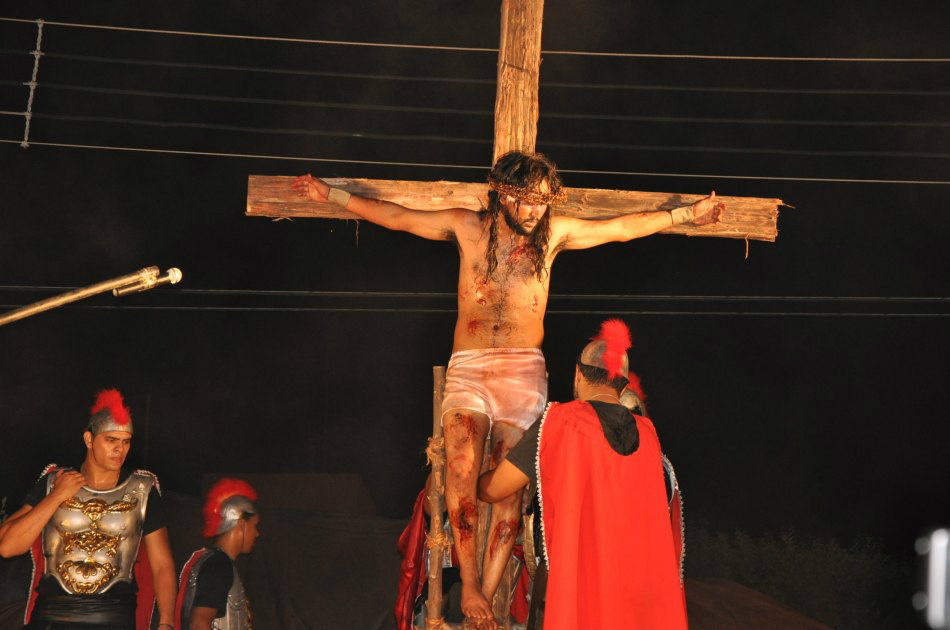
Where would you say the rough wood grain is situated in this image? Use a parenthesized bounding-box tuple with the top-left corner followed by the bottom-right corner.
(248, 175, 780, 242)
(426, 366, 446, 629)
(493, 0, 544, 162)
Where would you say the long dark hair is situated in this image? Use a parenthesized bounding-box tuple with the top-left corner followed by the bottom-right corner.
(481, 151, 563, 282)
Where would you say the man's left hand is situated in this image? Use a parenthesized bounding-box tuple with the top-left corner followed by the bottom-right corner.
(691, 191, 725, 225)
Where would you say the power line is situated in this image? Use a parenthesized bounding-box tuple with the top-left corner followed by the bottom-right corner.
(1, 17, 948, 62)
(3, 83, 948, 132)
(3, 49, 948, 96)
(4, 111, 946, 159)
(1, 111, 492, 146)
(0, 17, 497, 53)
(0, 303, 946, 317)
(2, 286, 948, 303)
(0, 80, 493, 117)
(542, 50, 950, 62)
(543, 111, 950, 129)
(3, 138, 949, 185)
(0, 138, 487, 170)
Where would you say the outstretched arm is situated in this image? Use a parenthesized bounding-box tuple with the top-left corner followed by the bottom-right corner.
(292, 174, 466, 241)
(553, 191, 725, 251)
(478, 460, 530, 504)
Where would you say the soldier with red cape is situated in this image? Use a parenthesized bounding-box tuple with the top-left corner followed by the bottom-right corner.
(478, 320, 688, 630)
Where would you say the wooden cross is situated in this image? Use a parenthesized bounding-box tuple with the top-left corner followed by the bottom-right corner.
(246, 0, 781, 241)
(247, 5, 778, 626)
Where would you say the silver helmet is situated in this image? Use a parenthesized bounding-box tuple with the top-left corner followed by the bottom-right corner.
(203, 478, 259, 538)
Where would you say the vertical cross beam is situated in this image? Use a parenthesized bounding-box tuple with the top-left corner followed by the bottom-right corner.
(493, 0, 544, 162)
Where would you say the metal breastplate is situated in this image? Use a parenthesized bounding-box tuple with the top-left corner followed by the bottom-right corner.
(181, 550, 252, 630)
(215, 563, 252, 630)
(42, 471, 151, 594)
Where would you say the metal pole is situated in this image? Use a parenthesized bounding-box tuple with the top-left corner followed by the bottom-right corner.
(0, 266, 182, 327)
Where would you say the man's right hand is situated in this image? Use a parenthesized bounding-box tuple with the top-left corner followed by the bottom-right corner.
(291, 174, 330, 202)
(51, 470, 86, 502)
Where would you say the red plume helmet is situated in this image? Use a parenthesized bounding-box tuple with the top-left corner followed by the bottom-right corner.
(88, 388, 133, 434)
(203, 478, 259, 538)
(626, 371, 647, 402)
(594, 318, 632, 380)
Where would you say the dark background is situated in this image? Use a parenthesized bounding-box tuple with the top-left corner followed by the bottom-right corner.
(1, 0, 948, 594)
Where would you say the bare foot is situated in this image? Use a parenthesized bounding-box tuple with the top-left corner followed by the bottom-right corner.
(461, 582, 495, 622)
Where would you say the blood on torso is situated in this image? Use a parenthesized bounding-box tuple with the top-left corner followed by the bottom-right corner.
(452, 216, 555, 352)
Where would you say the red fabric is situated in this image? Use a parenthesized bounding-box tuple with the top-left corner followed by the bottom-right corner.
(394, 488, 428, 630)
(538, 401, 688, 630)
(25, 467, 157, 630)
(25, 536, 44, 625)
(392, 489, 532, 628)
(26, 536, 155, 630)
(509, 544, 531, 624)
(174, 548, 209, 630)
(134, 542, 155, 630)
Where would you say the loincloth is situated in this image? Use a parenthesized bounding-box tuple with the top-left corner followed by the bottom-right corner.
(441, 348, 547, 431)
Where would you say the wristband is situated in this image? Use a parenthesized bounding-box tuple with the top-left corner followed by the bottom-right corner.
(669, 205, 694, 226)
(327, 187, 351, 208)
(158, 624, 173, 629)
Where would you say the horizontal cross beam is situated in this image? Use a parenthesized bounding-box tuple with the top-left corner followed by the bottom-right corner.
(247, 175, 780, 242)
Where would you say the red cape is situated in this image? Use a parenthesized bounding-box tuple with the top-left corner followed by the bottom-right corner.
(394, 489, 428, 630)
(174, 548, 209, 630)
(538, 401, 687, 630)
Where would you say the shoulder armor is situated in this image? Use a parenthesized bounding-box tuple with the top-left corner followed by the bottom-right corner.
(36, 463, 59, 483)
(132, 469, 161, 495)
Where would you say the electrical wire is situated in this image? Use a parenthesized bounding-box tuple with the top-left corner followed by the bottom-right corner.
(2, 138, 948, 184)
(0, 80, 493, 116)
(4, 111, 946, 159)
(1, 17, 948, 62)
(2, 286, 947, 303)
(4, 81, 947, 130)
(3, 49, 948, 97)
(0, 303, 946, 317)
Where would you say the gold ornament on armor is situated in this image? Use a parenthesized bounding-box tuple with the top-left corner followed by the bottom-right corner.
(57, 559, 120, 594)
(62, 496, 138, 523)
(56, 496, 138, 594)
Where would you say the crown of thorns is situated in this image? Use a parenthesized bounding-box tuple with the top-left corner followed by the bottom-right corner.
(488, 178, 567, 205)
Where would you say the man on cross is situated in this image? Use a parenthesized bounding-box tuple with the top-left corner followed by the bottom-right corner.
(293, 150, 722, 622)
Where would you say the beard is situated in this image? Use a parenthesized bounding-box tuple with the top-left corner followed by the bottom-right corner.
(502, 203, 539, 237)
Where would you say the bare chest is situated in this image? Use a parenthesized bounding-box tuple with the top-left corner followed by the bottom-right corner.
(457, 239, 551, 313)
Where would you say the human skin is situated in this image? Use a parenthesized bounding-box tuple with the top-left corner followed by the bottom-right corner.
(292, 173, 722, 621)
(0, 430, 177, 627)
(188, 515, 261, 630)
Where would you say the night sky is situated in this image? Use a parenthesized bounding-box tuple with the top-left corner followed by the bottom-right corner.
(1, 0, 948, 570)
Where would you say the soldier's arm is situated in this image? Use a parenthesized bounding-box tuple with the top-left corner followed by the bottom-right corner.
(144, 527, 178, 628)
(292, 174, 467, 241)
(0, 470, 85, 558)
(478, 460, 530, 503)
(553, 191, 724, 250)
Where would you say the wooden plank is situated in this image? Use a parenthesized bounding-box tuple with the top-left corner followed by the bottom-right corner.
(493, 0, 544, 162)
(247, 175, 781, 242)
(426, 366, 446, 629)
